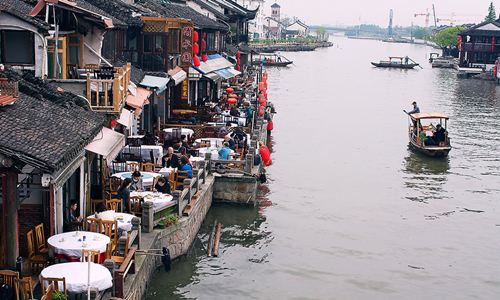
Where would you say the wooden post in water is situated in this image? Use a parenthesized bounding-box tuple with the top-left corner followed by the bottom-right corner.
(213, 223, 221, 257)
(207, 220, 217, 257)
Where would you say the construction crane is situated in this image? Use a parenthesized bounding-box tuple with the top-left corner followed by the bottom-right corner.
(388, 9, 393, 37)
(437, 12, 479, 26)
(414, 8, 430, 30)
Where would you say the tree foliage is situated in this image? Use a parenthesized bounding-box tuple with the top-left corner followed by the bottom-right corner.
(413, 27, 428, 39)
(428, 26, 463, 50)
(315, 27, 327, 41)
(485, 1, 496, 21)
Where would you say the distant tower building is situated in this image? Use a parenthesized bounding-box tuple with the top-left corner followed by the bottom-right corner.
(271, 3, 280, 21)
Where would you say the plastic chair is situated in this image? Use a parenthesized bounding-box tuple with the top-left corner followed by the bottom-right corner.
(26, 230, 48, 275)
(82, 249, 101, 264)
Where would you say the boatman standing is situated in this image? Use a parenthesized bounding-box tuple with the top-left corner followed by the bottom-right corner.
(407, 101, 420, 114)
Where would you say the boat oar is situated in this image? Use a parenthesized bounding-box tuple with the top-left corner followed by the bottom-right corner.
(409, 57, 423, 69)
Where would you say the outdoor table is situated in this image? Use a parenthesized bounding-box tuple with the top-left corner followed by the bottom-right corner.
(121, 145, 163, 165)
(195, 138, 224, 148)
(112, 171, 162, 187)
(40, 262, 112, 294)
(197, 146, 233, 160)
(163, 128, 194, 137)
(130, 191, 173, 208)
(47, 231, 110, 262)
(88, 212, 135, 232)
(158, 167, 176, 178)
(190, 156, 204, 168)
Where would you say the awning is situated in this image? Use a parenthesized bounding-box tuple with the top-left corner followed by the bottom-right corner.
(117, 108, 133, 128)
(140, 75, 170, 94)
(214, 67, 241, 79)
(50, 151, 85, 187)
(168, 66, 188, 85)
(85, 127, 126, 165)
(194, 54, 234, 74)
(189, 67, 202, 80)
(203, 72, 221, 81)
(126, 87, 152, 117)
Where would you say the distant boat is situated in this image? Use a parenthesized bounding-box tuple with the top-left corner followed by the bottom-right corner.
(406, 112, 452, 157)
(252, 54, 293, 66)
(431, 56, 457, 68)
(371, 56, 420, 69)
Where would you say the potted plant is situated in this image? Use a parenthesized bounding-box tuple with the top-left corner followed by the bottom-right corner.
(157, 208, 173, 229)
(53, 291, 67, 300)
(166, 215, 178, 227)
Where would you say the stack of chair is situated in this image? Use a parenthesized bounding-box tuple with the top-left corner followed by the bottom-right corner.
(27, 230, 48, 275)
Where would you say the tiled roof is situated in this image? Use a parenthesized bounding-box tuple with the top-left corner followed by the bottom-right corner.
(191, 0, 229, 21)
(0, 70, 106, 172)
(114, 61, 145, 85)
(137, 0, 228, 31)
(0, 0, 50, 30)
(83, 0, 144, 27)
(71, 0, 128, 28)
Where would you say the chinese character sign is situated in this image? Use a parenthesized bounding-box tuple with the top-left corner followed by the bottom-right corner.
(181, 23, 194, 68)
(181, 79, 188, 100)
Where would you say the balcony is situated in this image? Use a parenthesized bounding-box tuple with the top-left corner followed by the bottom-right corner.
(86, 63, 131, 114)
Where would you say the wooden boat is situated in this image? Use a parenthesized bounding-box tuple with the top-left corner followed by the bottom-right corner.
(371, 56, 420, 69)
(406, 112, 451, 157)
(431, 56, 457, 68)
(252, 54, 293, 66)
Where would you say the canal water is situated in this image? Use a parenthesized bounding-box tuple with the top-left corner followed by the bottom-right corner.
(146, 36, 500, 299)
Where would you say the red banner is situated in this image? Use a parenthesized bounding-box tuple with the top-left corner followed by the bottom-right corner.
(181, 79, 188, 100)
(180, 23, 194, 68)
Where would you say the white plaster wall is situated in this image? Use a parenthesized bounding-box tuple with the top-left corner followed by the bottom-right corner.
(0, 13, 45, 77)
(83, 26, 106, 65)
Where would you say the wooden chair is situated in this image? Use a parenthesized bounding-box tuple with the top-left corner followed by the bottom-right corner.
(154, 130, 165, 146)
(199, 142, 211, 148)
(112, 160, 127, 173)
(101, 220, 118, 246)
(152, 175, 162, 189)
(82, 249, 101, 264)
(40, 282, 53, 300)
(66, 64, 78, 79)
(168, 171, 177, 191)
(40, 276, 66, 298)
(176, 170, 190, 190)
(143, 136, 157, 146)
(26, 230, 48, 275)
(106, 199, 122, 212)
(109, 177, 122, 191)
(126, 161, 140, 172)
(14, 277, 34, 300)
(84, 63, 99, 73)
(142, 163, 155, 172)
(105, 235, 130, 266)
(34, 223, 50, 255)
(0, 270, 19, 295)
(85, 217, 102, 233)
(129, 196, 143, 218)
(71, 221, 84, 231)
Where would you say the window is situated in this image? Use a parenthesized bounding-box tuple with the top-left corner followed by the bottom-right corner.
(168, 29, 180, 53)
(206, 33, 215, 51)
(1, 31, 34, 64)
(102, 31, 124, 62)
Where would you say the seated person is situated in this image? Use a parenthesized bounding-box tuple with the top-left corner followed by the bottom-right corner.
(70, 200, 83, 222)
(178, 155, 193, 180)
(96, 205, 115, 221)
(230, 106, 239, 117)
(130, 171, 144, 192)
(224, 135, 236, 151)
(178, 141, 187, 155)
(218, 142, 232, 160)
(180, 135, 191, 151)
(231, 126, 246, 147)
(241, 102, 254, 125)
(117, 178, 132, 213)
(425, 124, 446, 145)
(95, 202, 106, 214)
(153, 177, 171, 194)
(219, 122, 231, 134)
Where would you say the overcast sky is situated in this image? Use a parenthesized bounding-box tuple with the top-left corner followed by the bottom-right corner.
(262, 0, 495, 27)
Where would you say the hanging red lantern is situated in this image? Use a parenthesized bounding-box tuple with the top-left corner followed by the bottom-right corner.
(264, 90, 268, 100)
(258, 93, 265, 103)
(111, 120, 117, 128)
(236, 52, 241, 58)
(227, 98, 237, 105)
(193, 43, 199, 55)
(267, 121, 273, 131)
(258, 105, 265, 115)
(229, 94, 237, 98)
(492, 37, 495, 51)
(201, 54, 208, 62)
(226, 88, 234, 94)
(193, 31, 199, 43)
(260, 146, 270, 162)
(193, 56, 200, 67)
(237, 59, 241, 65)
(262, 76, 267, 83)
(202, 32, 206, 39)
(458, 36, 462, 50)
(264, 159, 272, 166)
(236, 65, 240, 71)
(494, 65, 498, 76)
(201, 40, 206, 51)
(259, 82, 264, 91)
(264, 82, 268, 89)
(263, 72, 268, 78)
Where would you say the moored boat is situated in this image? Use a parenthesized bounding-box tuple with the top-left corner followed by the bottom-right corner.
(431, 56, 457, 68)
(406, 112, 452, 157)
(371, 56, 420, 69)
(252, 54, 293, 66)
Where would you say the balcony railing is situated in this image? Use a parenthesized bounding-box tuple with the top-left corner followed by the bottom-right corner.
(86, 63, 131, 114)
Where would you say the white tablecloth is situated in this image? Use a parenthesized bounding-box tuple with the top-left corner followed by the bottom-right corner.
(130, 191, 173, 208)
(112, 171, 162, 187)
(195, 138, 224, 148)
(121, 145, 163, 165)
(163, 128, 194, 137)
(88, 212, 135, 232)
(158, 167, 176, 178)
(47, 231, 110, 261)
(198, 147, 233, 160)
(128, 135, 144, 139)
(41, 262, 112, 293)
(190, 157, 204, 168)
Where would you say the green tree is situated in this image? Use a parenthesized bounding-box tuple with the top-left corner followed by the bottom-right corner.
(485, 1, 496, 21)
(428, 26, 463, 54)
(315, 27, 327, 41)
(413, 27, 428, 39)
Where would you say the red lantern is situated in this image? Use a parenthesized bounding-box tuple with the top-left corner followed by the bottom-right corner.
(193, 56, 200, 67)
(258, 105, 265, 115)
(495, 65, 498, 76)
(259, 82, 264, 91)
(264, 159, 272, 166)
(264, 82, 268, 90)
(202, 32, 206, 39)
(492, 37, 495, 51)
(458, 36, 462, 50)
(237, 59, 241, 65)
(229, 94, 237, 98)
(262, 76, 267, 83)
(193, 31, 199, 43)
(258, 93, 265, 103)
(267, 121, 273, 131)
(260, 146, 270, 162)
(201, 40, 206, 51)
(226, 88, 234, 94)
(111, 120, 117, 128)
(227, 98, 237, 105)
(263, 72, 268, 78)
(264, 91, 268, 100)
(193, 43, 199, 55)
(236, 52, 241, 58)
(201, 54, 208, 62)
(236, 65, 240, 71)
